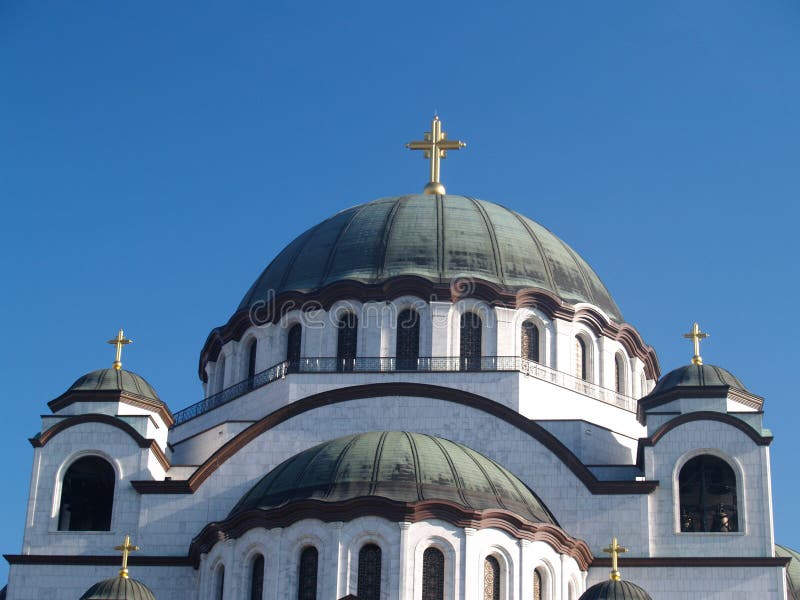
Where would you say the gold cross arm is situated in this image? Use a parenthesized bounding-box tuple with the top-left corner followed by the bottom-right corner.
(406, 115, 466, 195)
(107, 329, 133, 371)
(114, 534, 139, 578)
(682, 322, 709, 365)
(602, 536, 628, 581)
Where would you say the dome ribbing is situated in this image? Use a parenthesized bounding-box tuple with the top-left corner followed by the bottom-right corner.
(238, 195, 623, 322)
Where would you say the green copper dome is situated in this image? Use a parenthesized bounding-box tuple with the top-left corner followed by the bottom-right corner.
(578, 579, 652, 600)
(66, 368, 160, 402)
(239, 195, 623, 322)
(230, 431, 556, 524)
(648, 363, 749, 397)
(776, 545, 800, 600)
(79, 576, 156, 600)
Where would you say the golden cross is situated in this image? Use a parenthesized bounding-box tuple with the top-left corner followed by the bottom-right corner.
(406, 115, 466, 195)
(107, 329, 133, 371)
(602, 536, 628, 581)
(682, 322, 709, 365)
(114, 534, 139, 578)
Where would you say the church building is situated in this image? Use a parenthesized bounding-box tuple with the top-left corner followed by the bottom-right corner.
(4, 118, 797, 599)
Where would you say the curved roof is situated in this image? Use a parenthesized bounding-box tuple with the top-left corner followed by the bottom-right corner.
(238, 195, 623, 322)
(230, 431, 556, 524)
(776, 545, 800, 600)
(578, 579, 652, 600)
(649, 363, 749, 397)
(66, 368, 160, 402)
(79, 576, 156, 600)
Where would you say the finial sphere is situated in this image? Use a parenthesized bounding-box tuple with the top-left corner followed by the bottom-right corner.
(423, 181, 447, 195)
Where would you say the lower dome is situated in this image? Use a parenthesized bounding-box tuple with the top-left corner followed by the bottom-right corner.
(579, 579, 652, 600)
(230, 431, 555, 524)
(79, 576, 156, 600)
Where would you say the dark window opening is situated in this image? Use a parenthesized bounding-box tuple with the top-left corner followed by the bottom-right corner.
(246, 339, 258, 388)
(460, 312, 482, 371)
(216, 565, 225, 600)
(337, 313, 358, 372)
(250, 554, 264, 600)
(575, 337, 587, 381)
(422, 547, 444, 600)
(533, 569, 543, 600)
(679, 454, 738, 532)
(396, 309, 420, 371)
(287, 324, 302, 373)
(521, 321, 540, 363)
(614, 353, 625, 393)
(298, 546, 318, 600)
(58, 456, 115, 531)
(357, 543, 381, 600)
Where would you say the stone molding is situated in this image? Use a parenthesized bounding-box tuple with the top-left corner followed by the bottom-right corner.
(48, 389, 175, 428)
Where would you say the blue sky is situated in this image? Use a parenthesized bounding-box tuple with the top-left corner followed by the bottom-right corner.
(1, 0, 799, 585)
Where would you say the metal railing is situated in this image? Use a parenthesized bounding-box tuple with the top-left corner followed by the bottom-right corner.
(172, 356, 636, 426)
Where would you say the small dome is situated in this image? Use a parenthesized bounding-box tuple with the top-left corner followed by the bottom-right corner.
(66, 368, 160, 402)
(239, 195, 623, 322)
(230, 431, 555, 524)
(578, 579, 652, 600)
(79, 576, 156, 600)
(776, 545, 800, 600)
(648, 363, 748, 398)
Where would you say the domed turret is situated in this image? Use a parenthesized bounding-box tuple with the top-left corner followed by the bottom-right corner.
(63, 368, 161, 402)
(79, 537, 156, 600)
(580, 538, 652, 600)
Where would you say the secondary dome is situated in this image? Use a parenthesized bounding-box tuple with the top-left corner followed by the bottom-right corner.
(578, 579, 652, 600)
(239, 195, 623, 322)
(648, 363, 749, 397)
(78, 575, 156, 600)
(230, 431, 556, 524)
(64, 368, 161, 402)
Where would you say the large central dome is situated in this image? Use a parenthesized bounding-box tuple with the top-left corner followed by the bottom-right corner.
(239, 195, 622, 321)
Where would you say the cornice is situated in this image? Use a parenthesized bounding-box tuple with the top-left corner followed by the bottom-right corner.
(637, 385, 763, 424)
(132, 383, 657, 496)
(591, 556, 790, 568)
(189, 497, 594, 570)
(31, 413, 170, 471)
(48, 390, 175, 428)
(198, 276, 660, 382)
(4, 554, 192, 567)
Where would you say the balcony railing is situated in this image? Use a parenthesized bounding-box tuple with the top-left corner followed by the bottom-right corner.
(172, 356, 637, 426)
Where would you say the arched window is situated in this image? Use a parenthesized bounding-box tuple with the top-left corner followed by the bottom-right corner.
(246, 338, 258, 387)
(483, 556, 500, 600)
(574, 337, 587, 381)
(216, 354, 226, 393)
(396, 309, 420, 371)
(422, 547, 444, 600)
(357, 543, 381, 600)
(250, 554, 264, 600)
(533, 569, 543, 600)
(679, 455, 738, 532)
(521, 321, 540, 363)
(614, 353, 626, 394)
(57, 456, 115, 531)
(298, 546, 318, 600)
(215, 564, 225, 600)
(460, 312, 482, 371)
(287, 323, 302, 373)
(337, 312, 358, 372)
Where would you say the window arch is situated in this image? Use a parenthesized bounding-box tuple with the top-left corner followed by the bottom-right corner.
(460, 312, 482, 371)
(250, 554, 264, 600)
(614, 352, 625, 394)
(246, 338, 258, 385)
(215, 564, 225, 600)
(533, 569, 543, 600)
(483, 556, 500, 600)
(574, 336, 588, 381)
(679, 454, 738, 532)
(216, 354, 227, 393)
(337, 312, 358, 372)
(287, 323, 302, 373)
(57, 456, 115, 531)
(298, 546, 318, 600)
(421, 547, 445, 600)
(396, 308, 420, 371)
(357, 543, 381, 600)
(521, 320, 540, 363)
